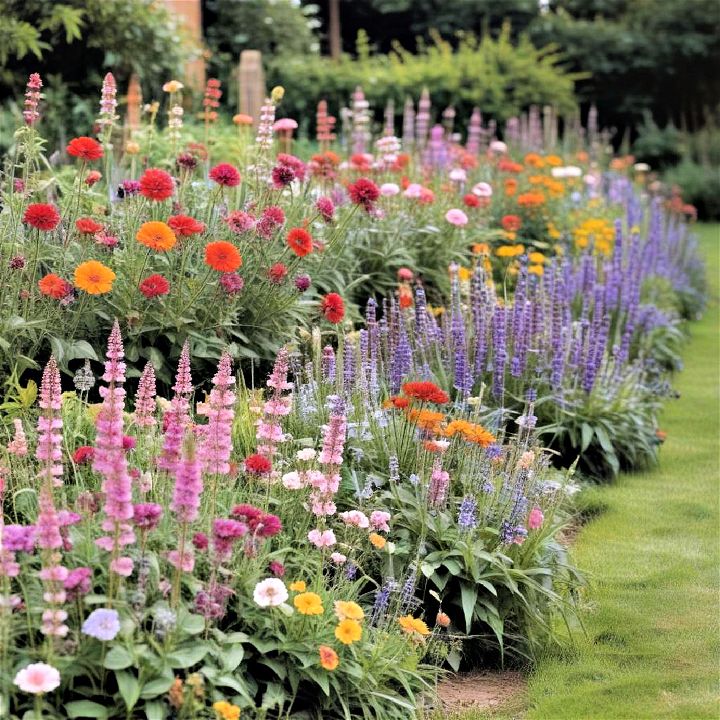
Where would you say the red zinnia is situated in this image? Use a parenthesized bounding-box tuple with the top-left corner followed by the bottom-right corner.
(287, 227, 313, 257)
(402, 381, 449, 405)
(139, 274, 170, 298)
(38, 273, 71, 299)
(205, 241, 242, 272)
(72, 446, 95, 464)
(67, 136, 103, 161)
(243, 454, 272, 475)
(501, 214, 522, 232)
(321, 293, 345, 324)
(463, 193, 481, 208)
(23, 203, 60, 231)
(168, 214, 205, 237)
(347, 177, 380, 211)
(75, 217, 104, 235)
(268, 262, 288, 284)
(139, 168, 175, 201)
(209, 163, 241, 187)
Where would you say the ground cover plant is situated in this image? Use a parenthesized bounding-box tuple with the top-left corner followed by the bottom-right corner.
(0, 72, 707, 718)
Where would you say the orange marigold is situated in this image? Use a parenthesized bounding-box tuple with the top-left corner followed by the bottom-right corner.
(136, 221, 177, 252)
(205, 241, 242, 272)
(405, 408, 446, 433)
(74, 260, 116, 295)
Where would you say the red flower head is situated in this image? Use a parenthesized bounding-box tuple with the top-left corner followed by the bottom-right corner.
(168, 214, 205, 237)
(243, 454, 272, 475)
(205, 241, 242, 272)
(85, 170, 102, 186)
(268, 262, 288, 284)
(38, 273, 72, 299)
(397, 267, 414, 282)
(463, 193, 481, 208)
(23, 203, 60, 231)
(321, 293, 345, 324)
(402, 381, 449, 404)
(72, 446, 95, 464)
(271, 164, 295, 188)
(315, 196, 335, 222)
(501, 214, 522, 232)
(139, 274, 170, 298)
(287, 227, 313, 257)
(67, 136, 103, 161)
(209, 163, 241, 187)
(347, 177, 380, 212)
(139, 168, 175, 201)
(75, 217, 104, 235)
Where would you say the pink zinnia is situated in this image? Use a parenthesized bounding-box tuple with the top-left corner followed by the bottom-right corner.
(209, 163, 241, 187)
(445, 208, 468, 227)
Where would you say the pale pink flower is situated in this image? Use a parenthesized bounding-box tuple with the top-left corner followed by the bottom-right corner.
(253, 578, 288, 608)
(339, 510, 370, 529)
(380, 182, 399, 197)
(307, 528, 336, 548)
(445, 208, 468, 226)
(370, 510, 391, 532)
(14, 662, 60, 694)
(528, 507, 544, 530)
(296, 448, 316, 461)
(330, 552, 347, 564)
(7, 419, 28, 456)
(472, 182, 493, 198)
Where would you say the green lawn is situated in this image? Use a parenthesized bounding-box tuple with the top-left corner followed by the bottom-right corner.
(449, 223, 720, 720)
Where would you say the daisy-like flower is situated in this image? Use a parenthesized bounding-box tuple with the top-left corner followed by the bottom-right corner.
(136, 221, 177, 252)
(253, 578, 288, 608)
(74, 260, 116, 295)
(67, 136, 103, 161)
(334, 600, 364, 622)
(335, 618, 362, 645)
(398, 614, 431, 637)
(293, 591, 324, 615)
(205, 241, 242, 272)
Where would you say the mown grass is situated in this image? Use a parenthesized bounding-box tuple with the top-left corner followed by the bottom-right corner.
(448, 223, 720, 720)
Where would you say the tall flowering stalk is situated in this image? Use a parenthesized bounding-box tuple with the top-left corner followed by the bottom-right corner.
(23, 73, 42, 127)
(198, 352, 236, 510)
(93, 322, 135, 587)
(401, 97, 415, 150)
(316, 100, 336, 149)
(310, 396, 347, 517)
(169, 434, 203, 607)
(133, 362, 157, 428)
(158, 341, 192, 473)
(256, 349, 291, 460)
(351, 86, 370, 155)
(36, 356, 69, 641)
(97, 72, 118, 201)
(415, 88, 431, 149)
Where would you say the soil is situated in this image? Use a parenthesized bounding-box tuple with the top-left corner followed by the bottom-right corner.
(436, 670, 526, 713)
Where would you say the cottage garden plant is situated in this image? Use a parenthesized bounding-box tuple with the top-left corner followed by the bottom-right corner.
(0, 72, 704, 718)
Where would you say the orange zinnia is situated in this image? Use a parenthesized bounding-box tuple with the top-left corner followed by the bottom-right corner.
(318, 645, 339, 671)
(136, 221, 177, 252)
(74, 260, 116, 295)
(205, 241, 242, 272)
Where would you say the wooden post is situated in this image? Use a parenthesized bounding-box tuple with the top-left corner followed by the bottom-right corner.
(162, 0, 205, 90)
(126, 74, 142, 131)
(238, 50, 266, 125)
(329, 0, 341, 60)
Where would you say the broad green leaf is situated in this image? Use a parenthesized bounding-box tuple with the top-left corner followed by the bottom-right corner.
(115, 671, 141, 710)
(65, 700, 109, 719)
(103, 645, 133, 670)
(460, 581, 478, 634)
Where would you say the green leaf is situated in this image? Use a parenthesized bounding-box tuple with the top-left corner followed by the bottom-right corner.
(115, 671, 141, 710)
(222, 644, 245, 672)
(460, 581, 478, 634)
(144, 701, 165, 720)
(65, 701, 109, 719)
(140, 676, 174, 699)
(179, 612, 205, 635)
(261, 681, 286, 710)
(446, 649, 462, 672)
(104, 645, 133, 670)
(165, 645, 208, 668)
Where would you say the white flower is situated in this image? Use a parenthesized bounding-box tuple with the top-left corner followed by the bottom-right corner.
(296, 448, 317, 461)
(253, 578, 288, 608)
(282, 471, 304, 490)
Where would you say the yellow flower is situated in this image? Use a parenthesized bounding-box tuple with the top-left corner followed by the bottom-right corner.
(163, 80, 184, 93)
(496, 244, 525, 258)
(529, 264, 544, 276)
(125, 141, 140, 155)
(334, 601, 365, 622)
(398, 615, 431, 637)
(529, 252, 546, 264)
(294, 592, 324, 615)
(369, 532, 387, 550)
(457, 266, 472, 282)
(271, 86, 285, 102)
(213, 700, 241, 720)
(335, 618, 362, 645)
(289, 581, 306, 592)
(74, 260, 116, 295)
